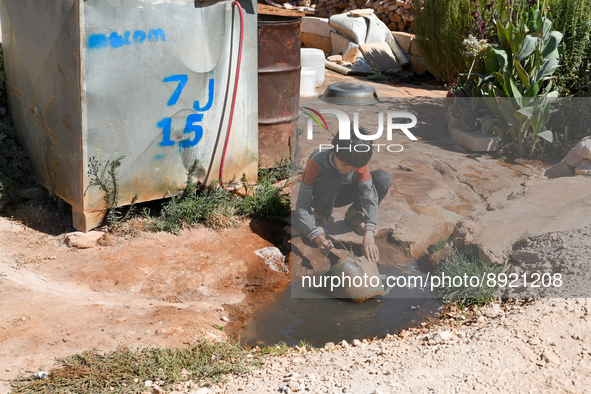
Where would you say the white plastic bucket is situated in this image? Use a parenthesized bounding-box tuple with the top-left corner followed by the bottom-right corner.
(300, 67, 317, 96)
(301, 48, 325, 87)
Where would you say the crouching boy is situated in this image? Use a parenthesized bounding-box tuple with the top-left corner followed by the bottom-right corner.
(295, 130, 391, 262)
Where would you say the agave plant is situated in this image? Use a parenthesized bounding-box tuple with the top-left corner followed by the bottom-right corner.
(479, 0, 562, 157)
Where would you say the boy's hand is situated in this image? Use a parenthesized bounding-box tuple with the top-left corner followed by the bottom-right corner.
(363, 231, 379, 262)
(314, 234, 334, 256)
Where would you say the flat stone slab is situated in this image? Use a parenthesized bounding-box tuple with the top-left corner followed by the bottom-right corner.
(292, 72, 537, 274)
(450, 127, 500, 152)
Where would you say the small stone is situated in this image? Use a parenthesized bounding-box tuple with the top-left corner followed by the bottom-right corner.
(431, 331, 453, 343)
(541, 351, 561, 364)
(482, 303, 502, 318)
(289, 381, 300, 392)
(152, 387, 166, 394)
(340, 340, 349, 347)
(352, 339, 362, 347)
(528, 338, 541, 346)
(145, 380, 153, 387)
(327, 54, 342, 62)
(325, 342, 335, 349)
(220, 316, 229, 322)
(65, 231, 105, 249)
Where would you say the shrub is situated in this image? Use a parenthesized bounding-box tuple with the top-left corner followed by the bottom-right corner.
(413, 0, 475, 82)
(414, 0, 508, 82)
(549, 0, 591, 96)
(478, 2, 562, 157)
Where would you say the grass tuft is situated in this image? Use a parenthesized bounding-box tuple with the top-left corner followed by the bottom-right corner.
(434, 248, 513, 308)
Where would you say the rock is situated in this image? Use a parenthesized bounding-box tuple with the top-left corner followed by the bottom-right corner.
(482, 303, 502, 318)
(152, 387, 166, 394)
(541, 351, 560, 364)
(289, 380, 300, 391)
(65, 231, 105, 249)
(220, 316, 229, 322)
(575, 159, 591, 176)
(431, 331, 452, 343)
(391, 31, 412, 53)
(189, 389, 210, 394)
(340, 340, 349, 347)
(545, 160, 575, 179)
(327, 54, 343, 62)
(450, 127, 500, 152)
(325, 342, 335, 349)
(352, 339, 362, 347)
(574, 136, 591, 160)
(145, 380, 153, 387)
(342, 47, 362, 63)
(564, 149, 584, 167)
(254, 247, 284, 272)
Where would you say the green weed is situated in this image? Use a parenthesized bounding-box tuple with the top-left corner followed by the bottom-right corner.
(434, 248, 513, 308)
(87, 154, 138, 232)
(432, 237, 449, 252)
(145, 162, 290, 234)
(236, 177, 291, 220)
(258, 156, 291, 183)
(10, 341, 261, 394)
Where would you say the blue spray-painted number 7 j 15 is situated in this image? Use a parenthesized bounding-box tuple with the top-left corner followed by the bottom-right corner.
(158, 74, 214, 148)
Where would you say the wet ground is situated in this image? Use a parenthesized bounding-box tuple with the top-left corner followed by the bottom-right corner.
(239, 264, 439, 348)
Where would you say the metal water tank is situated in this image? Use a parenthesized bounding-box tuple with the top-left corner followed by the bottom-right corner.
(0, 0, 258, 231)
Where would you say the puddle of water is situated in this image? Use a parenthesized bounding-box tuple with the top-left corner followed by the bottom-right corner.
(240, 264, 440, 347)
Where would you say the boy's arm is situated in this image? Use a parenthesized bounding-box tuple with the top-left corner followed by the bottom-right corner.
(295, 159, 322, 241)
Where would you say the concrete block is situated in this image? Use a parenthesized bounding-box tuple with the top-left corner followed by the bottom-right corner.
(302, 33, 332, 56)
(391, 31, 412, 53)
(409, 54, 427, 73)
(410, 36, 422, 57)
(450, 127, 500, 152)
(302, 17, 336, 38)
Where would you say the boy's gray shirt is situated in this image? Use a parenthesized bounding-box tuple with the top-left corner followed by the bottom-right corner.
(295, 149, 379, 240)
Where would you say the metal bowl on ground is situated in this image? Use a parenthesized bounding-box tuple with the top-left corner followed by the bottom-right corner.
(319, 82, 379, 106)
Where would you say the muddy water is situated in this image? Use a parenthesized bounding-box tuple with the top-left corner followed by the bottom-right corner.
(240, 264, 440, 347)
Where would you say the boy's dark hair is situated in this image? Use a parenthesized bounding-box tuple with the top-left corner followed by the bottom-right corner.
(330, 124, 373, 168)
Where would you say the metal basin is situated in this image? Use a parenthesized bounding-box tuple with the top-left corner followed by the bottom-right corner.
(319, 82, 379, 106)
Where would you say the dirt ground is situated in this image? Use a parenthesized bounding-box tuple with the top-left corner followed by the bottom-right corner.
(0, 214, 290, 394)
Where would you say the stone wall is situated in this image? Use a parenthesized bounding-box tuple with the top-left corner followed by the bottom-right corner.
(314, 0, 418, 32)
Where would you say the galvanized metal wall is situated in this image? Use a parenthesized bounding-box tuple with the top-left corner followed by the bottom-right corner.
(1, 0, 83, 208)
(2, 0, 258, 231)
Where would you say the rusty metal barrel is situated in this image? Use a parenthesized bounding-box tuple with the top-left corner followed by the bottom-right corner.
(257, 15, 301, 167)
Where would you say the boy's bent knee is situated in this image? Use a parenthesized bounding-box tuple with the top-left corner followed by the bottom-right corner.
(372, 170, 391, 191)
